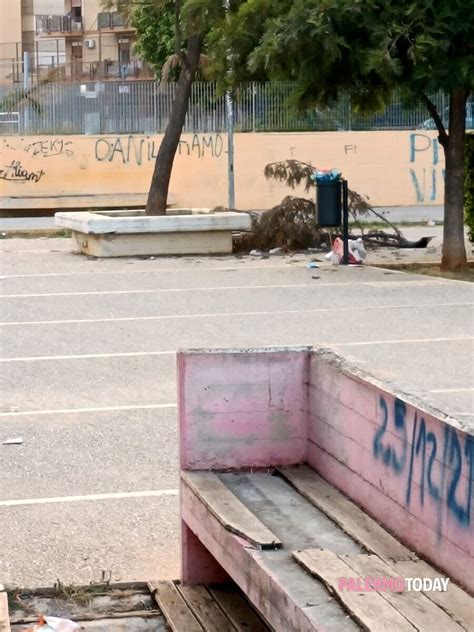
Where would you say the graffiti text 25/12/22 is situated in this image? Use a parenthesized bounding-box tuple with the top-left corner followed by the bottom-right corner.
(373, 396, 474, 529)
(95, 134, 224, 165)
(0, 160, 45, 183)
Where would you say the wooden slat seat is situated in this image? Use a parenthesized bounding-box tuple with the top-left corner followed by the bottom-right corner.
(181, 466, 473, 632)
(294, 549, 466, 632)
(181, 471, 282, 550)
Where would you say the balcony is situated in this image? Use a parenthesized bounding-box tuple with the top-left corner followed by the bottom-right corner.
(36, 15, 83, 36)
(98, 12, 134, 33)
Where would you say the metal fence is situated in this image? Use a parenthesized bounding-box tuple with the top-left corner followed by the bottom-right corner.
(0, 80, 472, 136)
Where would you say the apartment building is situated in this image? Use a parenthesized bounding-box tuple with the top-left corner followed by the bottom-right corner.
(0, 0, 148, 83)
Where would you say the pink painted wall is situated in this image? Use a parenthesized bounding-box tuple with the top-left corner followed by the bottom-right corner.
(178, 346, 474, 592)
(178, 347, 309, 470)
(308, 349, 474, 593)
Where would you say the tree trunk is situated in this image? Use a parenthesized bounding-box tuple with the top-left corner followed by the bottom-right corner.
(146, 34, 202, 215)
(441, 88, 468, 270)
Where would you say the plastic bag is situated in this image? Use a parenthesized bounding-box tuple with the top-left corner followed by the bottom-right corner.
(26, 615, 80, 632)
(325, 237, 366, 265)
(348, 238, 366, 263)
(311, 168, 341, 183)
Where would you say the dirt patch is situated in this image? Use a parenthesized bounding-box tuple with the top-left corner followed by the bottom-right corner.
(7, 582, 167, 631)
(376, 261, 474, 282)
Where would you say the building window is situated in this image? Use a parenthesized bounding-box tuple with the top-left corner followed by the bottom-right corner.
(118, 39, 130, 65)
(71, 41, 83, 59)
(98, 12, 124, 29)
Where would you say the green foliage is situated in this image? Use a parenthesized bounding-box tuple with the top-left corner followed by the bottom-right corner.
(201, 0, 473, 115)
(109, 0, 219, 80)
(131, 3, 177, 78)
(465, 134, 474, 242)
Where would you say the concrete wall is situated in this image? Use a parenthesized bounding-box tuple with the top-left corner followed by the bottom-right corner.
(177, 346, 474, 592)
(308, 349, 473, 594)
(0, 0, 22, 82)
(178, 348, 309, 470)
(0, 131, 444, 210)
(0, 0, 22, 47)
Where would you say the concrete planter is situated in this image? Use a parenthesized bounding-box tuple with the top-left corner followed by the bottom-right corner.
(55, 209, 251, 257)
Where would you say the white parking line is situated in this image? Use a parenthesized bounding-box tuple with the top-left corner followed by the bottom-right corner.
(428, 388, 474, 393)
(0, 489, 179, 508)
(0, 403, 176, 417)
(0, 279, 445, 299)
(0, 350, 175, 362)
(0, 263, 295, 279)
(1, 302, 472, 327)
(332, 336, 474, 347)
(1, 336, 472, 362)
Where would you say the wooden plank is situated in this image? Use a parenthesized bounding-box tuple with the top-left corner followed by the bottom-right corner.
(177, 584, 235, 632)
(341, 554, 465, 632)
(181, 472, 282, 550)
(390, 560, 474, 632)
(181, 479, 331, 632)
(294, 549, 416, 632)
(279, 465, 412, 560)
(209, 585, 269, 632)
(148, 581, 203, 632)
(0, 592, 10, 632)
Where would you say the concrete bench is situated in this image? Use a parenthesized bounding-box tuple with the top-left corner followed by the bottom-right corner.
(55, 209, 251, 257)
(178, 347, 473, 631)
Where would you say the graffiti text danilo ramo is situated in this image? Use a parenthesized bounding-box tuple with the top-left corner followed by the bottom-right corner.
(95, 134, 224, 165)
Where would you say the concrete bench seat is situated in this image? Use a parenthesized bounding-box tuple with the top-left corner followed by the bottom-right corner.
(55, 209, 251, 257)
(178, 347, 473, 631)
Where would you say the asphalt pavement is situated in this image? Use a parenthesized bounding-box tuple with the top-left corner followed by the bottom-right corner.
(0, 237, 472, 587)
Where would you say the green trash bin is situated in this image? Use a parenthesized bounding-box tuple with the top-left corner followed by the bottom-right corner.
(316, 176, 342, 227)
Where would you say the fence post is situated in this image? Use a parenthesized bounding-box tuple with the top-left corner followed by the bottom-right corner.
(224, 0, 235, 208)
(252, 82, 256, 132)
(23, 51, 29, 133)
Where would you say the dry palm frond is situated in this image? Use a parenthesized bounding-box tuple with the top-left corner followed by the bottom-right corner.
(264, 160, 316, 191)
(264, 158, 403, 237)
(161, 51, 209, 81)
(234, 196, 330, 252)
(161, 52, 184, 81)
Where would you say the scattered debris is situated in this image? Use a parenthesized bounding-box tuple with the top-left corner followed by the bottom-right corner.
(324, 237, 367, 265)
(349, 238, 367, 263)
(249, 249, 263, 257)
(306, 262, 319, 269)
(25, 615, 80, 631)
(269, 247, 284, 255)
(361, 232, 435, 249)
(234, 197, 329, 252)
(2, 437, 23, 445)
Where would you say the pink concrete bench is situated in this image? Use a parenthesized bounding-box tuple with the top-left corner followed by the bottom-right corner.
(178, 347, 473, 631)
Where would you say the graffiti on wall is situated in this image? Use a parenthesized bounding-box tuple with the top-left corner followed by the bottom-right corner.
(409, 133, 445, 203)
(0, 160, 45, 183)
(2, 137, 74, 158)
(373, 396, 474, 533)
(24, 138, 73, 158)
(95, 133, 224, 165)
